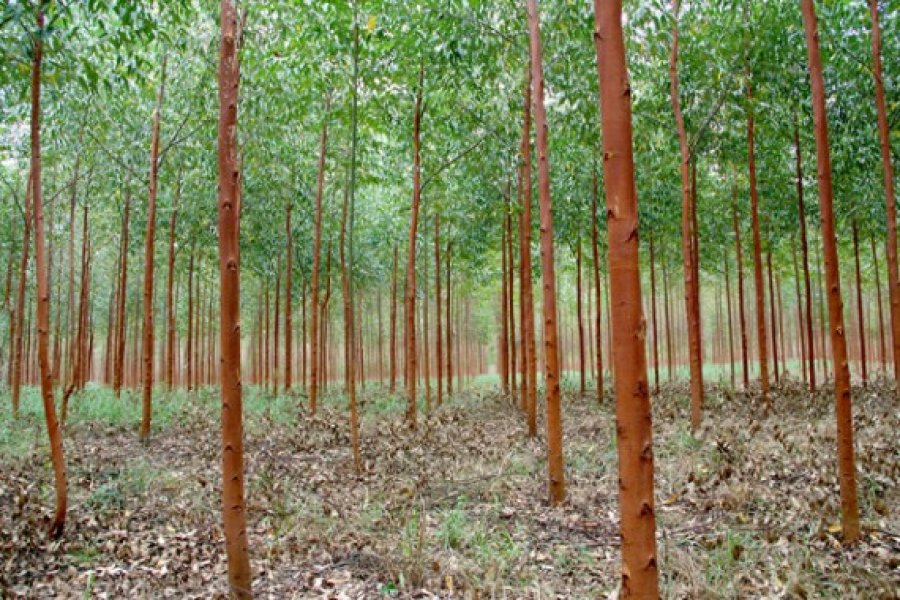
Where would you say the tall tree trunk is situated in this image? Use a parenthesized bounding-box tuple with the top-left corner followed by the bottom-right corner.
(868, 0, 900, 382)
(30, 9, 67, 538)
(446, 243, 453, 397)
(777, 275, 786, 378)
(733, 190, 750, 388)
(285, 201, 293, 393)
(744, 0, 769, 400)
(852, 221, 867, 385)
(871, 236, 887, 370)
(507, 204, 518, 403)
(669, 0, 703, 429)
(435, 215, 443, 406)
(302, 280, 307, 390)
(273, 261, 280, 395)
(649, 232, 660, 393)
(594, 0, 659, 594)
(404, 63, 424, 429)
(185, 243, 194, 391)
(499, 226, 510, 394)
(423, 256, 431, 411)
(526, 0, 565, 506)
(792, 244, 807, 384)
(576, 237, 585, 397)
(389, 243, 398, 394)
(725, 249, 736, 389)
(309, 99, 329, 414)
(800, 0, 860, 543)
(795, 118, 816, 390)
(521, 69, 538, 436)
(217, 0, 252, 593)
(10, 171, 33, 417)
(340, 186, 361, 471)
(663, 265, 673, 380)
(140, 55, 167, 442)
(164, 172, 180, 390)
(767, 251, 779, 384)
(61, 201, 89, 419)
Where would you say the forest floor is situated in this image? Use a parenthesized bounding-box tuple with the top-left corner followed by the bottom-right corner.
(0, 376, 898, 599)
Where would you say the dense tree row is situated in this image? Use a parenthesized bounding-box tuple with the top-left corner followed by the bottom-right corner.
(1, 0, 897, 596)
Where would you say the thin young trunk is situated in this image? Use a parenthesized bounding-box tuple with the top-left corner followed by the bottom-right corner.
(521, 69, 538, 436)
(507, 205, 518, 403)
(871, 236, 887, 370)
(663, 264, 673, 380)
(423, 252, 431, 412)
(670, 0, 703, 428)
(274, 262, 281, 394)
(435, 215, 443, 406)
(800, 0, 860, 543)
(815, 232, 829, 380)
(10, 172, 33, 417)
(61, 202, 89, 418)
(446, 243, 453, 397)
(795, 118, 816, 391)
(649, 232, 660, 393)
(140, 55, 167, 442)
(340, 184, 361, 472)
(404, 62, 424, 429)
(744, 0, 769, 401)
(594, 0, 659, 594)
(526, 0, 565, 506)
(868, 0, 900, 382)
(792, 244, 807, 384)
(576, 237, 585, 397)
(309, 98, 329, 414)
(217, 0, 252, 592)
(302, 280, 307, 390)
(499, 226, 510, 395)
(390, 243, 398, 393)
(164, 172, 180, 390)
(852, 221, 867, 385)
(285, 201, 293, 393)
(725, 250, 736, 389)
(767, 251, 779, 384)
(733, 191, 750, 388)
(777, 275, 786, 378)
(30, 10, 67, 538)
(264, 281, 270, 388)
(185, 243, 194, 391)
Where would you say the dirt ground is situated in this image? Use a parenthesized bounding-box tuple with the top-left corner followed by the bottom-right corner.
(0, 379, 897, 598)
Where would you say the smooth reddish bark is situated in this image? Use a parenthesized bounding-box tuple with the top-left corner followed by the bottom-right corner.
(404, 63, 424, 429)
(309, 100, 329, 414)
(527, 0, 565, 506)
(594, 0, 659, 594)
(217, 0, 252, 593)
(140, 56, 167, 441)
(868, 0, 900, 382)
(30, 9, 68, 538)
(800, 0, 860, 543)
(669, 0, 703, 428)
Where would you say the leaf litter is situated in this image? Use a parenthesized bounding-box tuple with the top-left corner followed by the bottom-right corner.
(0, 378, 897, 598)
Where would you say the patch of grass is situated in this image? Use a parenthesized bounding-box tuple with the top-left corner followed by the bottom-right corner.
(435, 499, 522, 583)
(68, 544, 100, 566)
(86, 460, 174, 511)
(569, 443, 602, 476)
(436, 500, 469, 550)
(704, 531, 755, 592)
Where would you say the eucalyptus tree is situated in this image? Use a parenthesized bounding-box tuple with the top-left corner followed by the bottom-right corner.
(594, 0, 659, 594)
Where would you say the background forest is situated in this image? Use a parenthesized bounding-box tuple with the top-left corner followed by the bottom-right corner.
(0, 0, 898, 598)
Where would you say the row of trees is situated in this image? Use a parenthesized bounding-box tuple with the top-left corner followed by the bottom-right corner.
(1, 0, 896, 596)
